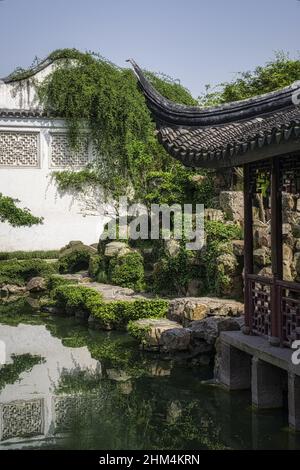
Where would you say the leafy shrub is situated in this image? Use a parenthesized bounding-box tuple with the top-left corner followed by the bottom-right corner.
(47, 274, 78, 292)
(90, 299, 169, 330)
(88, 255, 103, 279)
(52, 284, 103, 316)
(203, 221, 243, 295)
(109, 252, 145, 291)
(127, 320, 151, 344)
(0, 251, 60, 261)
(0, 259, 59, 286)
(152, 244, 200, 295)
(59, 248, 91, 273)
(50, 282, 168, 329)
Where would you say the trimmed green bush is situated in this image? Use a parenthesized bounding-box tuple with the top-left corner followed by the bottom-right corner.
(0, 259, 59, 286)
(59, 248, 91, 273)
(0, 250, 60, 261)
(90, 299, 169, 330)
(47, 274, 78, 292)
(52, 284, 103, 316)
(109, 252, 145, 291)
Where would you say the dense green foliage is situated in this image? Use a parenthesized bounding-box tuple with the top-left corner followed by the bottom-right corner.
(52, 284, 103, 317)
(47, 274, 79, 291)
(0, 250, 59, 261)
(109, 252, 145, 291)
(0, 259, 59, 286)
(203, 221, 242, 295)
(59, 247, 92, 273)
(199, 52, 300, 106)
(50, 282, 168, 329)
(127, 320, 152, 344)
(36, 49, 211, 207)
(152, 243, 200, 295)
(0, 193, 42, 227)
(90, 299, 169, 330)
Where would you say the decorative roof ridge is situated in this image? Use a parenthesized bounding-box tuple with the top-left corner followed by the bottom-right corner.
(0, 108, 52, 117)
(1, 52, 80, 84)
(128, 59, 300, 127)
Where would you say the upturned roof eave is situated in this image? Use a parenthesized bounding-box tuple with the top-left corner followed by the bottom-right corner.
(128, 59, 300, 128)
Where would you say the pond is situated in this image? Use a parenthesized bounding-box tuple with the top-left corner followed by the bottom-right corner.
(0, 300, 299, 450)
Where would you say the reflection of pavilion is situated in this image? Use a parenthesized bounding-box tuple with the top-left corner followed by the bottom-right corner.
(0, 323, 101, 448)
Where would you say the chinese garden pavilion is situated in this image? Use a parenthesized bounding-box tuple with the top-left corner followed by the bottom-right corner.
(130, 60, 300, 348)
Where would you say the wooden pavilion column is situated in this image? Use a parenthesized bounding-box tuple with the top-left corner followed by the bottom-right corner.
(270, 156, 283, 346)
(243, 163, 253, 333)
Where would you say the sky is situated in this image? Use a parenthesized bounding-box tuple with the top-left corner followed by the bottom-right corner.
(0, 0, 299, 98)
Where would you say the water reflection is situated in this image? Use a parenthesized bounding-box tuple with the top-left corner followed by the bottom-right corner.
(0, 314, 300, 450)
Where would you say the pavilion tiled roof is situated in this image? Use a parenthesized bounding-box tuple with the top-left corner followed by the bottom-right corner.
(129, 60, 300, 168)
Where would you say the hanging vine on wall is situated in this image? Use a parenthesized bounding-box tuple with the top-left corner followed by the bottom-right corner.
(35, 49, 206, 206)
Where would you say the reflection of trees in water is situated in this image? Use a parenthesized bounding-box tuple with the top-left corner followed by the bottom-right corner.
(0, 354, 44, 392)
(55, 368, 227, 450)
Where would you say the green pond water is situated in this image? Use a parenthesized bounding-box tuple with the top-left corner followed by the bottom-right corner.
(0, 300, 300, 450)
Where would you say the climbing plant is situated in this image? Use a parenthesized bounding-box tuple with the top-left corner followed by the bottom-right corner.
(36, 49, 211, 207)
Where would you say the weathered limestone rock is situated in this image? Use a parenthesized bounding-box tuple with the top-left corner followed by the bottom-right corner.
(219, 191, 244, 223)
(26, 277, 47, 293)
(283, 211, 300, 225)
(117, 246, 133, 258)
(189, 316, 243, 346)
(257, 266, 272, 277)
(295, 239, 300, 251)
(186, 279, 202, 297)
(282, 192, 295, 211)
(160, 328, 191, 352)
(104, 241, 129, 258)
(0, 284, 27, 296)
(253, 221, 271, 248)
(129, 318, 183, 351)
(216, 253, 238, 275)
(294, 252, 300, 277)
(168, 297, 244, 326)
(204, 208, 224, 222)
(232, 240, 244, 257)
(253, 247, 271, 267)
(292, 224, 300, 239)
(282, 223, 292, 236)
(106, 369, 132, 382)
(60, 241, 97, 256)
(164, 238, 181, 257)
(283, 243, 294, 264)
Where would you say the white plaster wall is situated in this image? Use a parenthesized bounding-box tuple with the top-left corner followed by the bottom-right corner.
(0, 60, 106, 251)
(0, 116, 104, 251)
(0, 323, 101, 447)
(0, 61, 62, 110)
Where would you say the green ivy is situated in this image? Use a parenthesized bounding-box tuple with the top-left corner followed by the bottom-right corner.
(34, 49, 212, 207)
